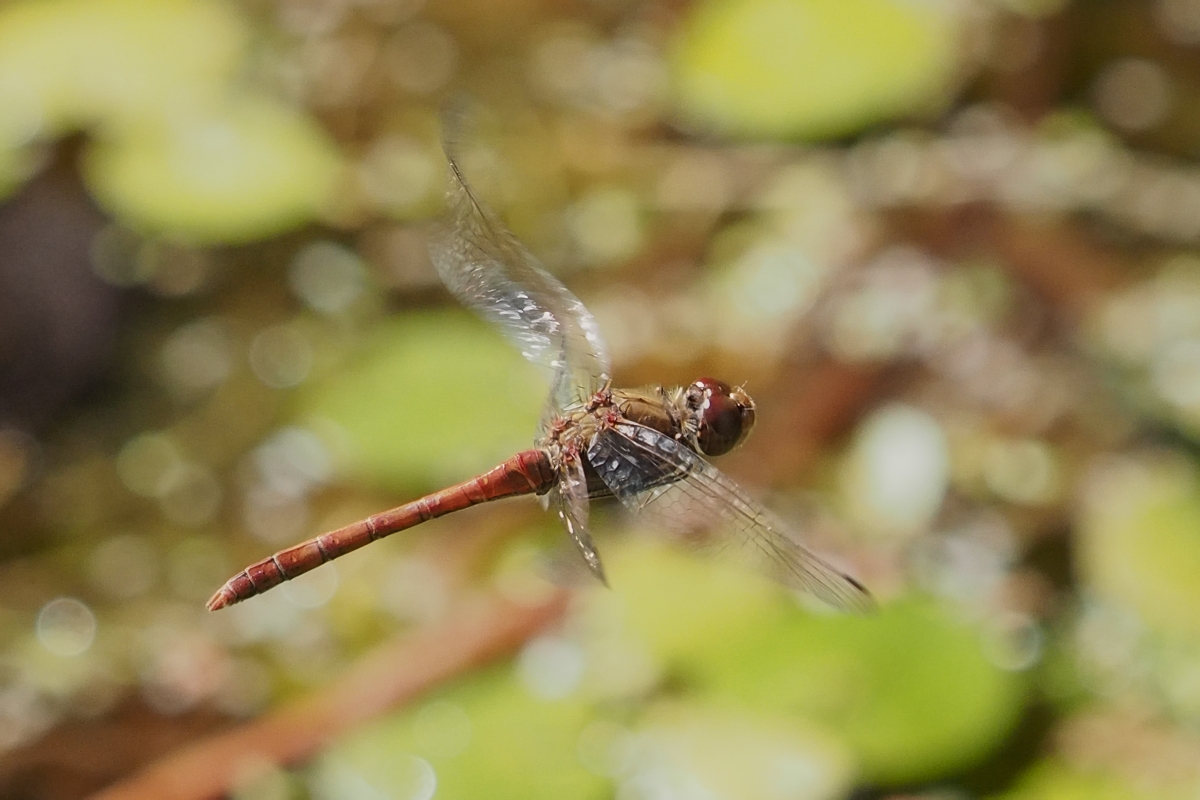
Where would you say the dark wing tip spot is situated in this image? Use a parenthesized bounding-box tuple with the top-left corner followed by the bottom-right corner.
(841, 575, 878, 615)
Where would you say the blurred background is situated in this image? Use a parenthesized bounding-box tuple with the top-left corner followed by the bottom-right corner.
(2, 0, 1200, 798)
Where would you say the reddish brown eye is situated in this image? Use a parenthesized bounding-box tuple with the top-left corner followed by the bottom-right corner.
(687, 378, 756, 456)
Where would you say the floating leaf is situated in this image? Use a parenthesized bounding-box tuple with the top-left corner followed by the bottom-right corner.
(1077, 457, 1200, 640)
(604, 541, 1028, 785)
(312, 665, 604, 800)
(622, 703, 854, 800)
(0, 0, 245, 136)
(994, 758, 1183, 800)
(670, 0, 960, 140)
(296, 312, 545, 492)
(83, 96, 343, 243)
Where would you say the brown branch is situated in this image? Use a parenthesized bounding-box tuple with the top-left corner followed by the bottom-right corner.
(91, 588, 570, 800)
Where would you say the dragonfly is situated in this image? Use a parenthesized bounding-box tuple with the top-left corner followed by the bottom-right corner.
(206, 111, 873, 614)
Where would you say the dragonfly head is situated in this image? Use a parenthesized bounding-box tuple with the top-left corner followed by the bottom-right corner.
(685, 378, 756, 457)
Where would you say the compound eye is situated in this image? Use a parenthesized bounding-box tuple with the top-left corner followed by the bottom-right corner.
(689, 378, 756, 456)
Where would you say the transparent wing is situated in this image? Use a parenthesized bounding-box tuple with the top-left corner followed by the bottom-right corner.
(553, 452, 607, 584)
(430, 104, 611, 419)
(586, 423, 874, 613)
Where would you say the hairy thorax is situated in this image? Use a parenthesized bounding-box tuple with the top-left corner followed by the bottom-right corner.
(541, 385, 686, 497)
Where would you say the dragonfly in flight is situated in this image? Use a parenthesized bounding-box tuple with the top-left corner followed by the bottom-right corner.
(207, 111, 872, 614)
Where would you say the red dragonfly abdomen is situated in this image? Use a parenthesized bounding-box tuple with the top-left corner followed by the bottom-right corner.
(207, 449, 557, 610)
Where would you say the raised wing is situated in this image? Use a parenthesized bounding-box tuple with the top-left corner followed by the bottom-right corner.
(587, 422, 874, 613)
(429, 105, 611, 418)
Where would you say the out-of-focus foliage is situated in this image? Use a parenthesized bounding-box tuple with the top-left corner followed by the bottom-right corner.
(994, 759, 1173, 800)
(0, 0, 342, 241)
(84, 97, 342, 243)
(1078, 455, 1200, 640)
(297, 311, 544, 490)
(0, 0, 246, 133)
(6, 0, 1200, 798)
(601, 541, 1030, 785)
(671, 0, 962, 139)
(314, 665, 603, 800)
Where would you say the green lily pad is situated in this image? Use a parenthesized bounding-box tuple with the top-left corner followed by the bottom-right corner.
(83, 96, 343, 244)
(1076, 458, 1200, 640)
(0, 0, 245, 136)
(602, 541, 1028, 785)
(0, 146, 38, 201)
(310, 665, 605, 800)
(296, 311, 545, 492)
(670, 0, 960, 140)
(624, 703, 854, 800)
(713, 597, 1028, 784)
(994, 758, 1184, 800)
(596, 539, 782, 667)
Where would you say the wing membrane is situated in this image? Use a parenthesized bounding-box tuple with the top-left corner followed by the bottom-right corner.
(430, 104, 611, 418)
(555, 453, 606, 584)
(587, 423, 873, 613)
